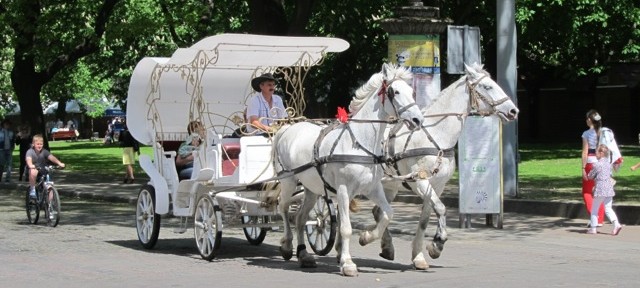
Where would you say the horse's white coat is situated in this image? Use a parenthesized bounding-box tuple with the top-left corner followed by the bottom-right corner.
(272, 64, 423, 276)
(379, 63, 519, 269)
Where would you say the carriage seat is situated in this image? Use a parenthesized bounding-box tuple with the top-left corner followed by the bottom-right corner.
(221, 142, 240, 176)
(160, 141, 189, 180)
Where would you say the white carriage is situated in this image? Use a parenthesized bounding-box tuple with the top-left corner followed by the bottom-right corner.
(127, 34, 349, 259)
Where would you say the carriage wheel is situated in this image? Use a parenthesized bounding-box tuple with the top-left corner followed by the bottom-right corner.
(136, 185, 161, 249)
(242, 216, 268, 245)
(305, 196, 336, 256)
(25, 189, 40, 224)
(194, 194, 222, 260)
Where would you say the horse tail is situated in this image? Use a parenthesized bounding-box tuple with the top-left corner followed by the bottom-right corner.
(261, 181, 281, 211)
(349, 199, 360, 213)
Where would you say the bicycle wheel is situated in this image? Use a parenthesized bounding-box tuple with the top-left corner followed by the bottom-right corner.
(46, 186, 61, 227)
(25, 189, 39, 224)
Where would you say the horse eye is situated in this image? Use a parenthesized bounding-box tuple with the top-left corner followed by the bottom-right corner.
(482, 84, 492, 90)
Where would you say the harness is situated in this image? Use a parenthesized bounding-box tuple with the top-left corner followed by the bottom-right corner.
(274, 79, 408, 196)
(383, 74, 511, 189)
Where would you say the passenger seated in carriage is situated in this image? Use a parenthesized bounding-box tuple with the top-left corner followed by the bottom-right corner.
(245, 73, 286, 135)
(175, 120, 205, 179)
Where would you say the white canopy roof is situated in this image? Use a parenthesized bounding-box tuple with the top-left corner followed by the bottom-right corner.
(44, 100, 82, 114)
(126, 33, 349, 145)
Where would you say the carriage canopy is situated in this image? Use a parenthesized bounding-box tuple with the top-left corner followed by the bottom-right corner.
(127, 33, 350, 145)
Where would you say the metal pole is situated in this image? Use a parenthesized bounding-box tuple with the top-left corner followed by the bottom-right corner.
(496, 0, 519, 197)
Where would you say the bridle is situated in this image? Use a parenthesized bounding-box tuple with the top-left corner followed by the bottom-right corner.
(467, 75, 511, 115)
(379, 79, 419, 120)
(383, 74, 512, 182)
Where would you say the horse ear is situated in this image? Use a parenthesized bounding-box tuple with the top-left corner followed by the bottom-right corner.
(464, 63, 473, 73)
(465, 62, 479, 80)
(382, 63, 391, 80)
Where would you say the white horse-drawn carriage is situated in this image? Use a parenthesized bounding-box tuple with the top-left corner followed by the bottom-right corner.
(128, 33, 520, 277)
(127, 34, 349, 260)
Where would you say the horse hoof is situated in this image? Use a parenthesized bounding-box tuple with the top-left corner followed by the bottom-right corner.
(298, 253, 317, 268)
(280, 247, 293, 261)
(379, 247, 395, 261)
(358, 231, 371, 246)
(341, 264, 358, 277)
(427, 242, 442, 259)
(413, 259, 429, 270)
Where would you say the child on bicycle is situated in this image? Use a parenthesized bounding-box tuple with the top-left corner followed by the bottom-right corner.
(25, 134, 65, 199)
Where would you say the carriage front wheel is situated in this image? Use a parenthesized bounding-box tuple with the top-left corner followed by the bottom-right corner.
(305, 196, 337, 256)
(242, 216, 268, 245)
(136, 185, 161, 249)
(194, 194, 222, 260)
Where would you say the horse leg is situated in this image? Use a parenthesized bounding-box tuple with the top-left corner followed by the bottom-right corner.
(426, 187, 448, 259)
(294, 189, 318, 268)
(278, 178, 296, 261)
(334, 211, 342, 263)
(410, 179, 435, 270)
(336, 185, 358, 276)
(359, 182, 393, 247)
(375, 180, 399, 260)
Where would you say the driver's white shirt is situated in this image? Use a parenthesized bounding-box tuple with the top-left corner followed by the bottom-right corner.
(245, 93, 286, 133)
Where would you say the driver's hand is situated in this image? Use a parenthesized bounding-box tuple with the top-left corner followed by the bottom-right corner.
(59, 163, 66, 169)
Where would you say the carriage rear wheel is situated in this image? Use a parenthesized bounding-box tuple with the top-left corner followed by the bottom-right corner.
(305, 196, 336, 256)
(136, 185, 161, 249)
(194, 194, 222, 260)
(241, 216, 268, 245)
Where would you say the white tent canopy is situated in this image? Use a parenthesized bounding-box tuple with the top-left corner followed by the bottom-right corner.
(44, 100, 82, 114)
(126, 33, 349, 145)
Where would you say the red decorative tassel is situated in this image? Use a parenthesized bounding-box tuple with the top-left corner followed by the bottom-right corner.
(336, 107, 349, 123)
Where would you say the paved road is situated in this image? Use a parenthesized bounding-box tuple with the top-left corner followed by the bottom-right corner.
(1, 188, 639, 287)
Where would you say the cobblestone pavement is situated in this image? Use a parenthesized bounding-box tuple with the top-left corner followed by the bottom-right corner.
(1, 182, 640, 287)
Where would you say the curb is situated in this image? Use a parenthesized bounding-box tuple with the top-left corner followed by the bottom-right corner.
(395, 194, 640, 225)
(4, 182, 638, 225)
(61, 189, 138, 205)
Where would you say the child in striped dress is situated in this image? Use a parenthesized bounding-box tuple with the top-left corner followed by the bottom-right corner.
(587, 144, 623, 235)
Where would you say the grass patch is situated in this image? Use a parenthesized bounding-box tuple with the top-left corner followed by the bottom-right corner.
(13, 140, 153, 177)
(12, 141, 640, 204)
(517, 143, 640, 203)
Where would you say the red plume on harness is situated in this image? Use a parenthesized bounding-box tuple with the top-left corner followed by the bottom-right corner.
(336, 106, 349, 123)
(378, 80, 388, 104)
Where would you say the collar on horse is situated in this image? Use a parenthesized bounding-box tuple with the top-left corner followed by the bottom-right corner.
(384, 121, 455, 188)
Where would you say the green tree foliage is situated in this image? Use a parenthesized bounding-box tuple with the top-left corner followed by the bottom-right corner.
(515, 0, 640, 78)
(1, 0, 639, 129)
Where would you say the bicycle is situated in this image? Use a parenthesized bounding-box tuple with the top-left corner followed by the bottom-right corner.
(25, 165, 62, 227)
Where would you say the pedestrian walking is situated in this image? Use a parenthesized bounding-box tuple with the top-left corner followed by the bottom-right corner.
(0, 119, 16, 183)
(16, 124, 33, 181)
(586, 144, 623, 235)
(120, 124, 140, 184)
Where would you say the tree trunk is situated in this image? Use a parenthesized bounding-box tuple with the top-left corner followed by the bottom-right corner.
(11, 62, 48, 148)
(248, 0, 288, 35)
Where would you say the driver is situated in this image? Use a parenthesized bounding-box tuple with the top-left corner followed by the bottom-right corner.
(245, 73, 286, 134)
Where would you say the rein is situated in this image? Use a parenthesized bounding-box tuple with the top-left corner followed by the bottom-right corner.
(383, 74, 508, 185)
(275, 75, 416, 195)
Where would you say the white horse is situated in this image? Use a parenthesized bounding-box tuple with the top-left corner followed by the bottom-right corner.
(369, 62, 519, 269)
(271, 63, 424, 276)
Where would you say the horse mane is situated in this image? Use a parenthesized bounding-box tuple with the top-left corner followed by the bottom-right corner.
(349, 64, 412, 114)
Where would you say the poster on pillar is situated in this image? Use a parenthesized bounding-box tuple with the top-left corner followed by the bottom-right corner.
(388, 35, 441, 109)
(458, 116, 503, 214)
